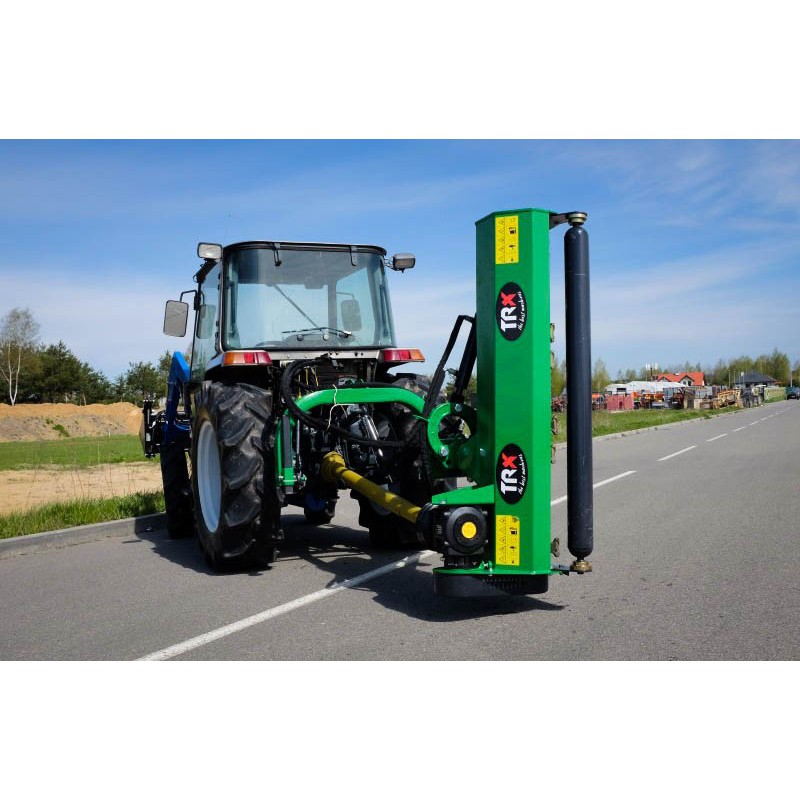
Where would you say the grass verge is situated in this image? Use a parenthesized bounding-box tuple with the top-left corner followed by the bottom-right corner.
(0, 435, 146, 471)
(552, 405, 741, 444)
(0, 491, 165, 539)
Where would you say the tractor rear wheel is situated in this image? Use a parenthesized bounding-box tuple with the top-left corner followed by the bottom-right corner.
(191, 381, 276, 571)
(160, 441, 194, 539)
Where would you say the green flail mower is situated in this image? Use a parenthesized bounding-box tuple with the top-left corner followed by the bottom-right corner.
(141, 207, 594, 597)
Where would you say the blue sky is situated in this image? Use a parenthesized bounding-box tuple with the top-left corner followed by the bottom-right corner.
(1, 139, 798, 381)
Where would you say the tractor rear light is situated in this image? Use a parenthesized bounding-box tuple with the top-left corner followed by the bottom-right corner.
(379, 348, 425, 363)
(222, 351, 272, 366)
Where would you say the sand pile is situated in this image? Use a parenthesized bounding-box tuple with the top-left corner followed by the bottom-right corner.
(0, 402, 144, 442)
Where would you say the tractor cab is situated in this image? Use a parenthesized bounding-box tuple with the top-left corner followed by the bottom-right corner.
(165, 241, 421, 383)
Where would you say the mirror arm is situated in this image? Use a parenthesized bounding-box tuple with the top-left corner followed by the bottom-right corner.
(179, 289, 198, 311)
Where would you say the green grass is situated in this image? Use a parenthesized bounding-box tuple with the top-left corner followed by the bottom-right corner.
(0, 435, 146, 471)
(0, 491, 165, 539)
(552, 405, 741, 443)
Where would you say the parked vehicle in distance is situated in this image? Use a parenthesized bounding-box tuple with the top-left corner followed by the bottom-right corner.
(787, 386, 800, 400)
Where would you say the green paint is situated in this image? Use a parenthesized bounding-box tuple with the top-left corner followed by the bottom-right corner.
(294, 386, 426, 415)
(434, 208, 554, 581)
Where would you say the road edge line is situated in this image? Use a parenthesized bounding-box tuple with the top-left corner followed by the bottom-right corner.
(0, 513, 167, 559)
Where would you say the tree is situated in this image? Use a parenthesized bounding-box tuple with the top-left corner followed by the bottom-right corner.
(36, 341, 88, 403)
(709, 358, 728, 387)
(551, 357, 566, 396)
(763, 348, 790, 385)
(592, 358, 611, 392)
(728, 355, 754, 385)
(157, 350, 173, 388)
(79, 365, 113, 404)
(0, 307, 41, 405)
(119, 361, 162, 406)
(444, 372, 477, 404)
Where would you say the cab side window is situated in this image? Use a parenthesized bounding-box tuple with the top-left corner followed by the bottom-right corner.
(190, 264, 220, 382)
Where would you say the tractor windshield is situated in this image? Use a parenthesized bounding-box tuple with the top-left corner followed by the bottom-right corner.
(222, 245, 396, 350)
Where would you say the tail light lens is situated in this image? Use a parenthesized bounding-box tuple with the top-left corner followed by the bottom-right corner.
(379, 348, 425, 363)
(222, 351, 272, 366)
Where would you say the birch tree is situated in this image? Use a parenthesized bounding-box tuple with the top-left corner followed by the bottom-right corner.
(0, 307, 40, 406)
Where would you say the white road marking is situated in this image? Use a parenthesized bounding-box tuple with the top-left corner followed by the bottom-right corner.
(593, 470, 638, 489)
(658, 445, 697, 462)
(733, 426, 746, 432)
(749, 421, 761, 426)
(550, 470, 636, 506)
(707, 434, 727, 442)
(138, 551, 435, 661)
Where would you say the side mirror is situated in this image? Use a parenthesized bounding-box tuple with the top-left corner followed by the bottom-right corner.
(163, 300, 189, 337)
(341, 299, 362, 331)
(391, 253, 415, 272)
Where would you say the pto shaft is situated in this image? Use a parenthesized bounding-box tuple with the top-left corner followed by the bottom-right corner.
(320, 452, 422, 524)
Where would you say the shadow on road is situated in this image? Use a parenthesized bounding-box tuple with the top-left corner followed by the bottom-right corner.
(132, 514, 215, 575)
(137, 511, 564, 620)
(274, 515, 564, 621)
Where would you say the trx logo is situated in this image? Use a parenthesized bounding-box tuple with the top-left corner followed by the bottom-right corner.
(496, 444, 528, 504)
(495, 282, 527, 341)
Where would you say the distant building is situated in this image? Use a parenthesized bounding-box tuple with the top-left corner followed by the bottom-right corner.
(655, 371, 705, 387)
(737, 371, 777, 387)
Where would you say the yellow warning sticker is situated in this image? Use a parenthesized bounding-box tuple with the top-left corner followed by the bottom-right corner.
(495, 514, 520, 566)
(495, 215, 519, 264)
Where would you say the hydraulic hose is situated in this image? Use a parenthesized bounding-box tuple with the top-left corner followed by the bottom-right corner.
(279, 358, 408, 449)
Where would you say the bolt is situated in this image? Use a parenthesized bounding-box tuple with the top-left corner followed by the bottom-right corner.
(439, 446, 449, 457)
(453, 403, 463, 413)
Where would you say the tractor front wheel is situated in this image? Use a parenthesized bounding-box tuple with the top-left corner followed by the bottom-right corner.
(160, 441, 194, 539)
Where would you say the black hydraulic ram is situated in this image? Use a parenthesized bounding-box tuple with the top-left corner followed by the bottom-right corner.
(563, 212, 593, 572)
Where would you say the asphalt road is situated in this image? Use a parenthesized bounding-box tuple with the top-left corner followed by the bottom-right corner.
(1, 401, 798, 660)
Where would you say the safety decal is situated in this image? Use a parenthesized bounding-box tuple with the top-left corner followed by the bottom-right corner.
(495, 515, 521, 566)
(495, 215, 519, 264)
(496, 282, 527, 341)
(496, 443, 528, 504)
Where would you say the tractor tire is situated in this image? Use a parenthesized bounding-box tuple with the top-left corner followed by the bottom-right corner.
(191, 381, 277, 572)
(160, 441, 194, 539)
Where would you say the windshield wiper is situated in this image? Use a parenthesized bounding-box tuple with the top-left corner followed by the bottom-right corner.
(282, 326, 352, 339)
(274, 284, 320, 329)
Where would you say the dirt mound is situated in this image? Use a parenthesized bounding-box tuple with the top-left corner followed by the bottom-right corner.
(0, 402, 144, 442)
